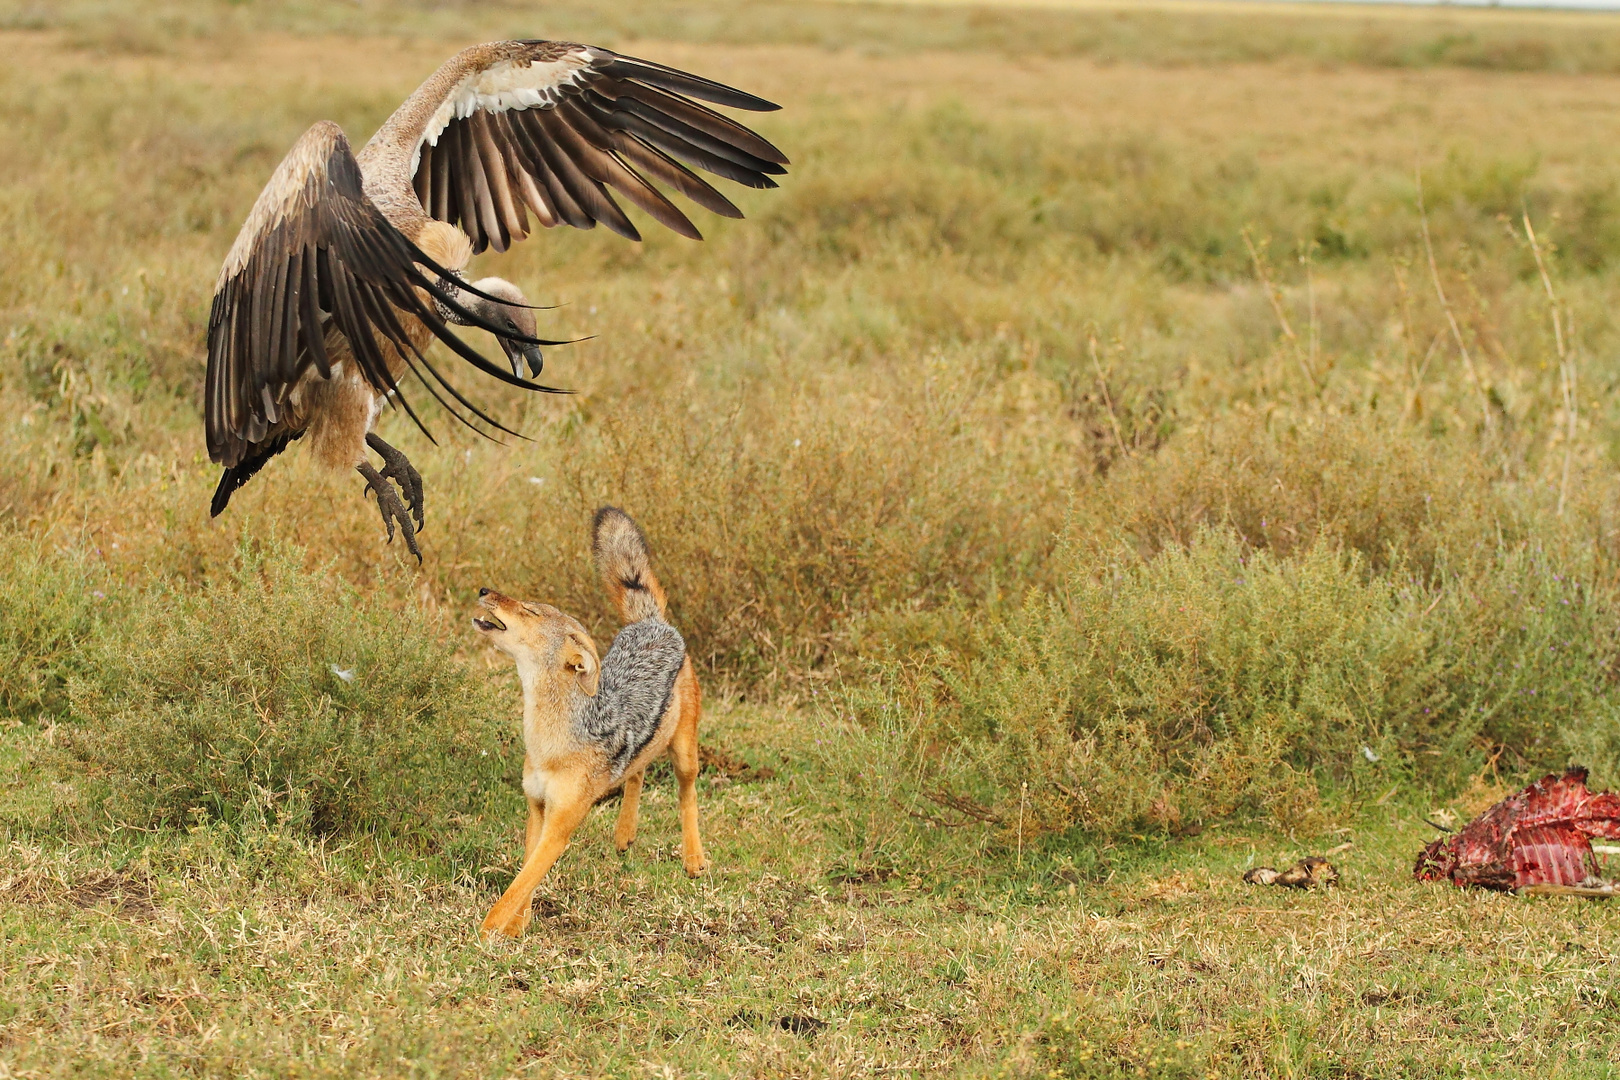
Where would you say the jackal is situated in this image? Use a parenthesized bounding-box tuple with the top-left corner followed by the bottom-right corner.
(473, 507, 706, 939)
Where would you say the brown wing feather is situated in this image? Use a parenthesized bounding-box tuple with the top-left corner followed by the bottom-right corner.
(206, 121, 565, 485)
(405, 42, 788, 253)
(471, 110, 526, 244)
(449, 121, 487, 253)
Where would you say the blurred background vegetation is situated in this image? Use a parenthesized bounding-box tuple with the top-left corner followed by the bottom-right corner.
(8, 0, 1620, 852)
(16, 3, 1620, 1076)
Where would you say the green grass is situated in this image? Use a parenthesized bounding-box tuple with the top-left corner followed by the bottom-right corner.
(7, 705, 1620, 1077)
(10, 0, 1620, 1074)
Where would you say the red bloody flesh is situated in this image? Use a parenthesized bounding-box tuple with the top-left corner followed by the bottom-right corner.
(1413, 767, 1620, 891)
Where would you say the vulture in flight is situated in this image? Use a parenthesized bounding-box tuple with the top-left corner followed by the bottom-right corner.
(205, 40, 788, 558)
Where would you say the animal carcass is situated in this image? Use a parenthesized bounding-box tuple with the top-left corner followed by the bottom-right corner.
(1414, 767, 1620, 892)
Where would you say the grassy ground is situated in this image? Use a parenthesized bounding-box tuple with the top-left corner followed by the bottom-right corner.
(10, 705, 1620, 1079)
(10, 0, 1620, 1075)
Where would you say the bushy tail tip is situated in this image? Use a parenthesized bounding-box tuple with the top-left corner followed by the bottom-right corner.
(592, 506, 666, 623)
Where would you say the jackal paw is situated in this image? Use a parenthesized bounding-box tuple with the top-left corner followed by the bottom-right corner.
(480, 905, 531, 940)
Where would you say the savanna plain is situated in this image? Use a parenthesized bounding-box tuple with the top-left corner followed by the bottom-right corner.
(14, 1, 1620, 1077)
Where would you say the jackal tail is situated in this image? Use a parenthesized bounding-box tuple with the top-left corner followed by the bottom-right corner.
(592, 506, 667, 623)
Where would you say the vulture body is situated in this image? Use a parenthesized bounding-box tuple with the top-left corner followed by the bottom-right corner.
(205, 41, 788, 558)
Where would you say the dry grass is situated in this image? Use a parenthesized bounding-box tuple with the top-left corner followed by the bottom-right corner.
(10, 1, 1620, 1075)
(7, 706, 1620, 1078)
(15, 0, 1620, 72)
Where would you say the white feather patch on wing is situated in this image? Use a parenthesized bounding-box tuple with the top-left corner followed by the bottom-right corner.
(411, 50, 597, 175)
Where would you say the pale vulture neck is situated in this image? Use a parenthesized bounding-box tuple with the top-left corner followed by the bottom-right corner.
(435, 276, 476, 327)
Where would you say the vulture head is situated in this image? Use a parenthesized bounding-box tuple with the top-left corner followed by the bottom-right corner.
(465, 277, 544, 378)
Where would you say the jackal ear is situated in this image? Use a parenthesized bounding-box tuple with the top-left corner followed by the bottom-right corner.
(562, 630, 600, 697)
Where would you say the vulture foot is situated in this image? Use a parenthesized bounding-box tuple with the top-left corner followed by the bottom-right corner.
(358, 459, 422, 563)
(366, 433, 424, 531)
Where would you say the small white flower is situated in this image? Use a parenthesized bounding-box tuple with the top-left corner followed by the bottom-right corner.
(1361, 745, 1379, 763)
(330, 665, 356, 683)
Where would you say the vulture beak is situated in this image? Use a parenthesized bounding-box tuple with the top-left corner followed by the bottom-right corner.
(520, 342, 544, 378)
(500, 337, 544, 379)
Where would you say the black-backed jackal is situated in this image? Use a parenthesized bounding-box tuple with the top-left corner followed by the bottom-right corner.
(472, 507, 706, 939)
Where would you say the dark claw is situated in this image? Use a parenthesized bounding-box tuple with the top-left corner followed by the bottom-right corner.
(357, 461, 422, 563)
(366, 433, 425, 532)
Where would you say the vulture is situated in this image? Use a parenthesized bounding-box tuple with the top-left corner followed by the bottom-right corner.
(205, 40, 788, 559)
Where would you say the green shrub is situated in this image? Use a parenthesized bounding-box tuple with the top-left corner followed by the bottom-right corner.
(59, 538, 520, 852)
(840, 529, 1620, 844)
(0, 531, 101, 721)
(432, 392, 1063, 695)
(1447, 546, 1620, 781)
(1066, 414, 1521, 574)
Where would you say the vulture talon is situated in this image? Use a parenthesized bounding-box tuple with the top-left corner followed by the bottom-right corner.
(366, 433, 425, 531)
(357, 461, 422, 563)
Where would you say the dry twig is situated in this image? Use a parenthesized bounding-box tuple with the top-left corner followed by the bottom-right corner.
(1416, 169, 1495, 434)
(1522, 210, 1579, 516)
(1088, 332, 1130, 462)
(1243, 228, 1318, 391)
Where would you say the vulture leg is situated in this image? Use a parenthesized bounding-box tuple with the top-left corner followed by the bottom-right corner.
(366, 432, 425, 531)
(357, 445, 422, 562)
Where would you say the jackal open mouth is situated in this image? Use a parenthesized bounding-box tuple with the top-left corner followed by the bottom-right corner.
(473, 589, 509, 633)
(472, 607, 506, 633)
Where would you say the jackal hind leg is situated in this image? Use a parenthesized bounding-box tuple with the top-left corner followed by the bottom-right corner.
(670, 700, 707, 876)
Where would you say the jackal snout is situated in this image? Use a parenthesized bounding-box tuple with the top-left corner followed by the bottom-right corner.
(471, 589, 599, 697)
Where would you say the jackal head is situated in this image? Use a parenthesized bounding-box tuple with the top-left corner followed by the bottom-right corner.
(473, 588, 600, 698)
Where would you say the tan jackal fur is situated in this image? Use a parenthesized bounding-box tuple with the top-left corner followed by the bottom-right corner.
(472, 506, 705, 939)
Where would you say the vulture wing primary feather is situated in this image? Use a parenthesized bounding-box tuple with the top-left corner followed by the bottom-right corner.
(397, 43, 789, 253)
(206, 121, 564, 475)
(203, 41, 787, 557)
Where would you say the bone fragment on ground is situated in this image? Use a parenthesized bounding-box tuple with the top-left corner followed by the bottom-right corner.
(1243, 856, 1338, 889)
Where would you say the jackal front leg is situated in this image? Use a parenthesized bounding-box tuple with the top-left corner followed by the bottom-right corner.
(525, 797, 545, 860)
(482, 789, 590, 940)
(614, 772, 645, 853)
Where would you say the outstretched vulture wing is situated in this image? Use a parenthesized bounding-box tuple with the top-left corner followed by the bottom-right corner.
(206, 120, 563, 474)
(380, 41, 789, 253)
